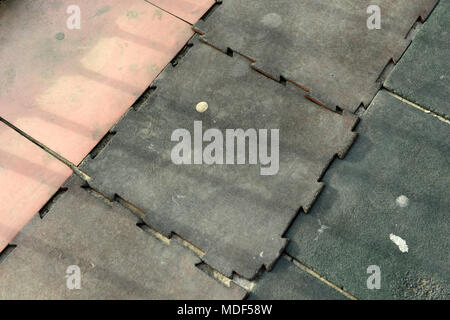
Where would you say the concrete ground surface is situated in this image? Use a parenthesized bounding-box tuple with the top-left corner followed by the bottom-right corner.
(0, 0, 448, 300)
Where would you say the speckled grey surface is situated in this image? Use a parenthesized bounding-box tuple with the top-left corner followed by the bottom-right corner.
(0, 176, 246, 300)
(195, 0, 438, 112)
(286, 90, 449, 299)
(81, 35, 357, 279)
(385, 1, 450, 118)
(249, 256, 348, 300)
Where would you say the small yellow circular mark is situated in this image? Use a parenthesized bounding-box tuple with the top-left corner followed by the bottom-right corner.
(196, 101, 208, 113)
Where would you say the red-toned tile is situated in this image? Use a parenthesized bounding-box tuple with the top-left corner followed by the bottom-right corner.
(147, 0, 215, 24)
(0, 0, 194, 165)
(0, 123, 72, 252)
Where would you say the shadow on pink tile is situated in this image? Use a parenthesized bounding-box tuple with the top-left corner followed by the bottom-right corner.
(0, 123, 72, 253)
(0, 0, 194, 165)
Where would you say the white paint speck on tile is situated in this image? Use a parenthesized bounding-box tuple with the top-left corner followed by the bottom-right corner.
(314, 219, 329, 241)
(389, 234, 409, 253)
(396, 195, 410, 208)
(261, 13, 282, 28)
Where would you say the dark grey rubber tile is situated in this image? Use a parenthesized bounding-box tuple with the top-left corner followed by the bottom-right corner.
(286, 90, 449, 299)
(81, 36, 358, 279)
(0, 176, 246, 300)
(385, 1, 450, 118)
(249, 257, 348, 300)
(195, 0, 438, 112)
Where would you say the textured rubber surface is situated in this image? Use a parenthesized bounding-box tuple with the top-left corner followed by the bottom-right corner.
(146, 0, 215, 24)
(249, 256, 348, 300)
(0, 0, 194, 165)
(286, 90, 450, 299)
(195, 0, 438, 112)
(81, 35, 357, 279)
(0, 176, 246, 300)
(385, 1, 450, 118)
(0, 122, 72, 253)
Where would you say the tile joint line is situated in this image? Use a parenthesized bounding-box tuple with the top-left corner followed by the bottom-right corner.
(142, 0, 193, 25)
(382, 88, 450, 124)
(283, 253, 358, 300)
(0, 117, 90, 180)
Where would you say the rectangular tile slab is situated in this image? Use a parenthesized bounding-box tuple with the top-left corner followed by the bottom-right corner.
(195, 0, 438, 112)
(0, 122, 72, 253)
(81, 35, 358, 279)
(0, 176, 246, 300)
(286, 90, 450, 299)
(385, 1, 450, 118)
(249, 256, 348, 300)
(0, 0, 194, 165)
(146, 0, 216, 24)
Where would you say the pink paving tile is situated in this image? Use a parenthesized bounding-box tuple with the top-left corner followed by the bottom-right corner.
(146, 0, 215, 24)
(0, 0, 194, 165)
(0, 122, 72, 253)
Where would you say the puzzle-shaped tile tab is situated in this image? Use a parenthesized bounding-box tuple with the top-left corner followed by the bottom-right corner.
(286, 90, 450, 299)
(81, 36, 358, 279)
(0, 176, 246, 299)
(195, 0, 438, 112)
(385, 1, 450, 118)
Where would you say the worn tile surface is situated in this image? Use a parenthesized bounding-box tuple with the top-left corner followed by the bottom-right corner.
(146, 0, 215, 24)
(195, 0, 438, 112)
(0, 122, 72, 253)
(81, 35, 357, 279)
(286, 90, 450, 299)
(249, 256, 348, 300)
(0, 0, 194, 165)
(0, 176, 246, 300)
(385, 1, 450, 118)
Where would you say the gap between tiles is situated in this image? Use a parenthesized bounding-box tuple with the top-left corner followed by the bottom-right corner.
(283, 254, 358, 300)
(81, 183, 251, 292)
(0, 117, 89, 181)
(383, 89, 450, 124)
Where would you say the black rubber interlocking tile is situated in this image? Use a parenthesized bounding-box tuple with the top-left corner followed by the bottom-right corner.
(286, 90, 449, 299)
(385, 1, 450, 118)
(249, 256, 348, 300)
(0, 175, 246, 299)
(80, 35, 358, 279)
(194, 0, 438, 112)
